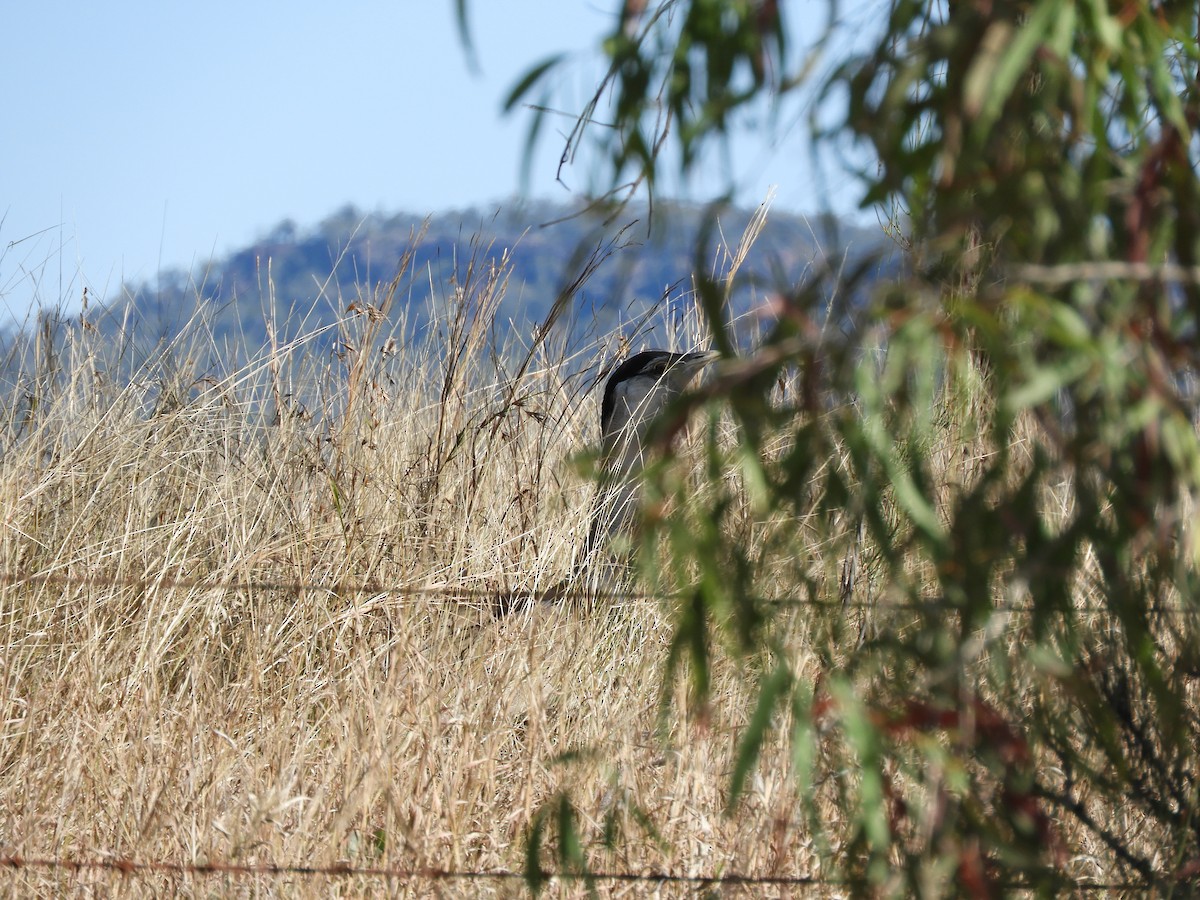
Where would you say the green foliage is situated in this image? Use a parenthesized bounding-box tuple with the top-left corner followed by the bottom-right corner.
(525, 792, 592, 895)
(498, 0, 1200, 892)
(845, 0, 1200, 278)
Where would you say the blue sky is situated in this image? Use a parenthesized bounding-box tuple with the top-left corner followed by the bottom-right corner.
(3, 2, 876, 321)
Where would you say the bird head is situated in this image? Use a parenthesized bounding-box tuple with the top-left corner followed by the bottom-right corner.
(600, 349, 719, 462)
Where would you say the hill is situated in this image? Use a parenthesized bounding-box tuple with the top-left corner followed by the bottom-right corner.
(102, 199, 891, 353)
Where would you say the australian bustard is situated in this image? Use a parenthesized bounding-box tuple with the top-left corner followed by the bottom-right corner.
(579, 349, 719, 577)
(494, 349, 717, 615)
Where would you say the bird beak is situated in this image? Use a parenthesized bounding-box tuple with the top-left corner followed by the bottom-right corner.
(680, 350, 721, 370)
(674, 351, 721, 382)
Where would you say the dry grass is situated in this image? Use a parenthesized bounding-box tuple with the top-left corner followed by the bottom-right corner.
(3, 220, 1190, 897)
(0, 231, 841, 898)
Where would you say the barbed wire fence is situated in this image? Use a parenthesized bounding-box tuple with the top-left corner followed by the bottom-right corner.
(0, 569, 1182, 614)
(0, 853, 1154, 891)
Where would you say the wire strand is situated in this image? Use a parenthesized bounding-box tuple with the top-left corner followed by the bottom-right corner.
(0, 854, 1154, 891)
(0, 569, 1191, 615)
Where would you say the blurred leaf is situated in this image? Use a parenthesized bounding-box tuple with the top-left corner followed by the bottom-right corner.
(453, 0, 479, 74)
(728, 656, 792, 811)
(831, 678, 890, 851)
(967, 0, 1061, 136)
(736, 442, 771, 514)
(556, 794, 587, 872)
(1003, 355, 1092, 413)
(524, 809, 548, 895)
(503, 54, 567, 112)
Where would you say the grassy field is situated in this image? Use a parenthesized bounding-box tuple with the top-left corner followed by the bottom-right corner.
(2, 219, 1192, 897)
(0, 223, 844, 897)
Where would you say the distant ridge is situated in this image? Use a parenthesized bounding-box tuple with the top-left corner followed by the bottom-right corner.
(1, 201, 896, 392)
(105, 199, 891, 351)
